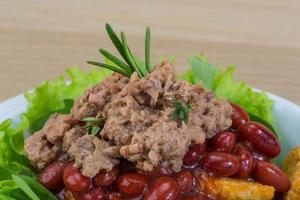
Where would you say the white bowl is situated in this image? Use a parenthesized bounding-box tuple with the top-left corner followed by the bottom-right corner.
(0, 90, 299, 162)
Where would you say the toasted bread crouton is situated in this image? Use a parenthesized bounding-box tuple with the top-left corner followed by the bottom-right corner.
(215, 178, 275, 200)
(283, 158, 300, 199)
(64, 190, 76, 200)
(282, 146, 300, 178)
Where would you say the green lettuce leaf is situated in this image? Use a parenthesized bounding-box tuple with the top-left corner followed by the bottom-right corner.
(0, 119, 33, 178)
(188, 55, 218, 90)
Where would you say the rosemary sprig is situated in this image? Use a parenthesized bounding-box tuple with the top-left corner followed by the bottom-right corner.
(87, 23, 151, 78)
(171, 101, 192, 123)
(145, 27, 151, 71)
(99, 49, 133, 73)
(87, 61, 131, 77)
(81, 117, 105, 136)
(120, 31, 144, 77)
(105, 23, 129, 64)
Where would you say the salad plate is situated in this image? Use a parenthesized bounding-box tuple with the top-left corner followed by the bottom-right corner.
(1, 24, 300, 200)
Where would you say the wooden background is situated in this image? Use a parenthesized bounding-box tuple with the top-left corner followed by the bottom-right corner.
(0, 0, 299, 104)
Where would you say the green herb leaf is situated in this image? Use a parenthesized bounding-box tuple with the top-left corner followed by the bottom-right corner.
(121, 31, 144, 78)
(81, 117, 105, 135)
(105, 23, 129, 64)
(12, 175, 39, 200)
(90, 126, 100, 136)
(81, 117, 99, 123)
(87, 61, 130, 77)
(145, 27, 151, 71)
(171, 101, 191, 123)
(99, 49, 133, 74)
(89, 23, 150, 78)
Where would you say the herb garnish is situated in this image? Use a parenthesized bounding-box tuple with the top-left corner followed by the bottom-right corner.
(171, 101, 192, 123)
(81, 117, 105, 136)
(87, 23, 151, 78)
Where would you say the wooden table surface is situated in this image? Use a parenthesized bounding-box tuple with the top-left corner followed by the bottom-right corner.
(1, 0, 299, 104)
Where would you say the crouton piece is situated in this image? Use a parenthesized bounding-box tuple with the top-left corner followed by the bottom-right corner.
(63, 190, 76, 200)
(215, 178, 275, 200)
(283, 160, 300, 199)
(282, 146, 300, 179)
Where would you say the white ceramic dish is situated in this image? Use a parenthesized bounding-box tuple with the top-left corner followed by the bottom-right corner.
(0, 90, 299, 162)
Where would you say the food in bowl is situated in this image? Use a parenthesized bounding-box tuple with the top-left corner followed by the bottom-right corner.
(0, 24, 299, 200)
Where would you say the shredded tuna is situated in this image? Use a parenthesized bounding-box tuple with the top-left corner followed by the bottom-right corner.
(45, 113, 73, 144)
(68, 135, 119, 177)
(71, 73, 129, 120)
(62, 126, 85, 151)
(24, 113, 73, 169)
(24, 130, 61, 170)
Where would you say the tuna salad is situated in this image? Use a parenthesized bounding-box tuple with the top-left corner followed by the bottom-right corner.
(22, 24, 290, 200)
(25, 62, 232, 178)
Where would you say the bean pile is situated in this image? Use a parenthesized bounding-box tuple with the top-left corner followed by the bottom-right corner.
(38, 103, 290, 200)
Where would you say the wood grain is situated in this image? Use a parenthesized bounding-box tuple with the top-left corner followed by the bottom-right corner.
(0, 0, 299, 104)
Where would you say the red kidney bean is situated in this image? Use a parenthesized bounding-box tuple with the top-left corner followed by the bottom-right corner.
(242, 141, 270, 162)
(77, 187, 106, 200)
(234, 143, 254, 179)
(94, 166, 119, 187)
(210, 131, 236, 153)
(175, 170, 194, 193)
(63, 164, 90, 192)
(116, 173, 148, 198)
(143, 176, 179, 200)
(181, 194, 209, 200)
(200, 152, 239, 177)
(38, 160, 68, 192)
(183, 143, 206, 167)
(253, 161, 290, 193)
(238, 122, 280, 158)
(108, 191, 124, 200)
(231, 103, 249, 129)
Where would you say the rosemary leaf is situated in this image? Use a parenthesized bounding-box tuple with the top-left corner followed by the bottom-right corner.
(99, 48, 133, 74)
(145, 27, 151, 71)
(131, 50, 148, 77)
(171, 101, 192, 123)
(105, 23, 130, 65)
(90, 126, 100, 136)
(87, 61, 131, 77)
(121, 32, 144, 78)
(81, 117, 99, 122)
